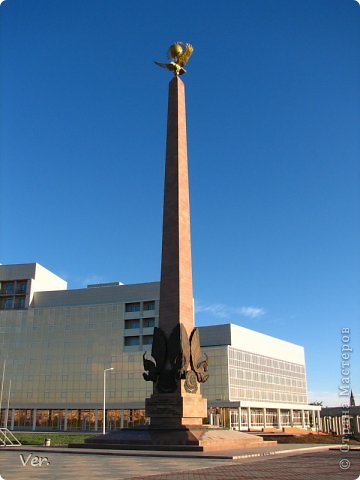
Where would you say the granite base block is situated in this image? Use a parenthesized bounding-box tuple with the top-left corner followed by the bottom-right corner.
(70, 426, 277, 452)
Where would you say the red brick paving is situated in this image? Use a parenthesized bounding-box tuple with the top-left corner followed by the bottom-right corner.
(131, 450, 360, 479)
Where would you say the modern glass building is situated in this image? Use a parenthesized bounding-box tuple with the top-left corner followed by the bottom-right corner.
(0, 263, 320, 432)
(200, 324, 319, 430)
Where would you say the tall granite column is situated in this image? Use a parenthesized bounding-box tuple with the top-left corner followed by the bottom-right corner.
(145, 76, 207, 427)
(159, 76, 194, 340)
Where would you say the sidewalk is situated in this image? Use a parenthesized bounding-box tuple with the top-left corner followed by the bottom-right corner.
(0, 445, 359, 480)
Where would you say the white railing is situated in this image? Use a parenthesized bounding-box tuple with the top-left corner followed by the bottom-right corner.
(0, 428, 21, 447)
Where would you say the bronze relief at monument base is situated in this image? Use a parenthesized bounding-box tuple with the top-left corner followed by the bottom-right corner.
(143, 324, 209, 394)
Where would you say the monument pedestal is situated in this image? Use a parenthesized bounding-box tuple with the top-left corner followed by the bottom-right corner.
(74, 426, 276, 452)
(145, 384, 208, 427)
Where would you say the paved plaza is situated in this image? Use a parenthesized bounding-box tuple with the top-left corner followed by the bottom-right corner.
(132, 450, 360, 479)
(0, 447, 359, 480)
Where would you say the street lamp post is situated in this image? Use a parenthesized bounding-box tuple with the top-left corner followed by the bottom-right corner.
(5, 379, 11, 428)
(0, 360, 6, 427)
(103, 367, 114, 435)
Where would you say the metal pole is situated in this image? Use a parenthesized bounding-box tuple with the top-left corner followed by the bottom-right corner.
(102, 367, 114, 435)
(102, 370, 106, 435)
(0, 359, 6, 427)
(5, 379, 11, 428)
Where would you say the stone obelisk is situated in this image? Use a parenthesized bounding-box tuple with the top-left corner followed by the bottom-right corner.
(79, 44, 276, 451)
(144, 44, 208, 427)
(159, 75, 194, 340)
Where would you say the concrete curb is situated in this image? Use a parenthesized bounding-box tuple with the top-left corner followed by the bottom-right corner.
(231, 445, 337, 460)
(0, 444, 336, 460)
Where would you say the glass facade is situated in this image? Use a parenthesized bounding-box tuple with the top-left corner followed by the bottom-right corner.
(200, 346, 229, 402)
(0, 302, 156, 410)
(0, 408, 148, 431)
(228, 346, 308, 404)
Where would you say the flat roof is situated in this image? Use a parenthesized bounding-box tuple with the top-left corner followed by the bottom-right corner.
(199, 323, 305, 365)
(33, 281, 160, 307)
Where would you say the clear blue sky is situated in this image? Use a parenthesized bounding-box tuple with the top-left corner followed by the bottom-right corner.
(1, 0, 359, 407)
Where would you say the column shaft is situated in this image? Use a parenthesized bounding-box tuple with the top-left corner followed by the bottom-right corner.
(64, 409, 68, 432)
(263, 408, 267, 429)
(32, 409, 37, 431)
(159, 76, 193, 339)
(277, 409, 282, 429)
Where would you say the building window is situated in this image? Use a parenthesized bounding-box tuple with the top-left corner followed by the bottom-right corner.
(14, 297, 26, 309)
(143, 301, 155, 311)
(1, 282, 15, 295)
(0, 279, 28, 310)
(16, 280, 27, 294)
(125, 302, 141, 312)
(143, 318, 155, 328)
(1, 297, 13, 309)
(125, 319, 140, 329)
(142, 335, 153, 346)
(124, 336, 140, 346)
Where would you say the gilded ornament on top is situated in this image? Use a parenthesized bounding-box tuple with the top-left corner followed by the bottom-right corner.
(155, 42, 194, 76)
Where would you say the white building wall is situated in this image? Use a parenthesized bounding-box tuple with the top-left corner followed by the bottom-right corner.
(229, 324, 305, 365)
(199, 324, 309, 405)
(29, 263, 68, 305)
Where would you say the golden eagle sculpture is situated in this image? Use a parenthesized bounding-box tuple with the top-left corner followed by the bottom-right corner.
(155, 42, 194, 76)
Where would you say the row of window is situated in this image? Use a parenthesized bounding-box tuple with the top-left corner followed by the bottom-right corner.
(239, 409, 308, 427)
(229, 368, 306, 389)
(0, 280, 28, 296)
(125, 301, 155, 312)
(125, 318, 155, 329)
(0, 409, 149, 431)
(0, 296, 26, 310)
(230, 378, 305, 393)
(0, 279, 28, 310)
(229, 347, 305, 376)
(230, 380, 306, 397)
(229, 386, 307, 403)
(124, 335, 153, 347)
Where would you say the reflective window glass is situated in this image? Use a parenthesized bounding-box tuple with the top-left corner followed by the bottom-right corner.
(3, 282, 15, 294)
(124, 336, 140, 346)
(143, 318, 155, 328)
(142, 335, 153, 345)
(125, 303, 140, 312)
(125, 319, 140, 329)
(143, 301, 155, 311)
(16, 280, 27, 294)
